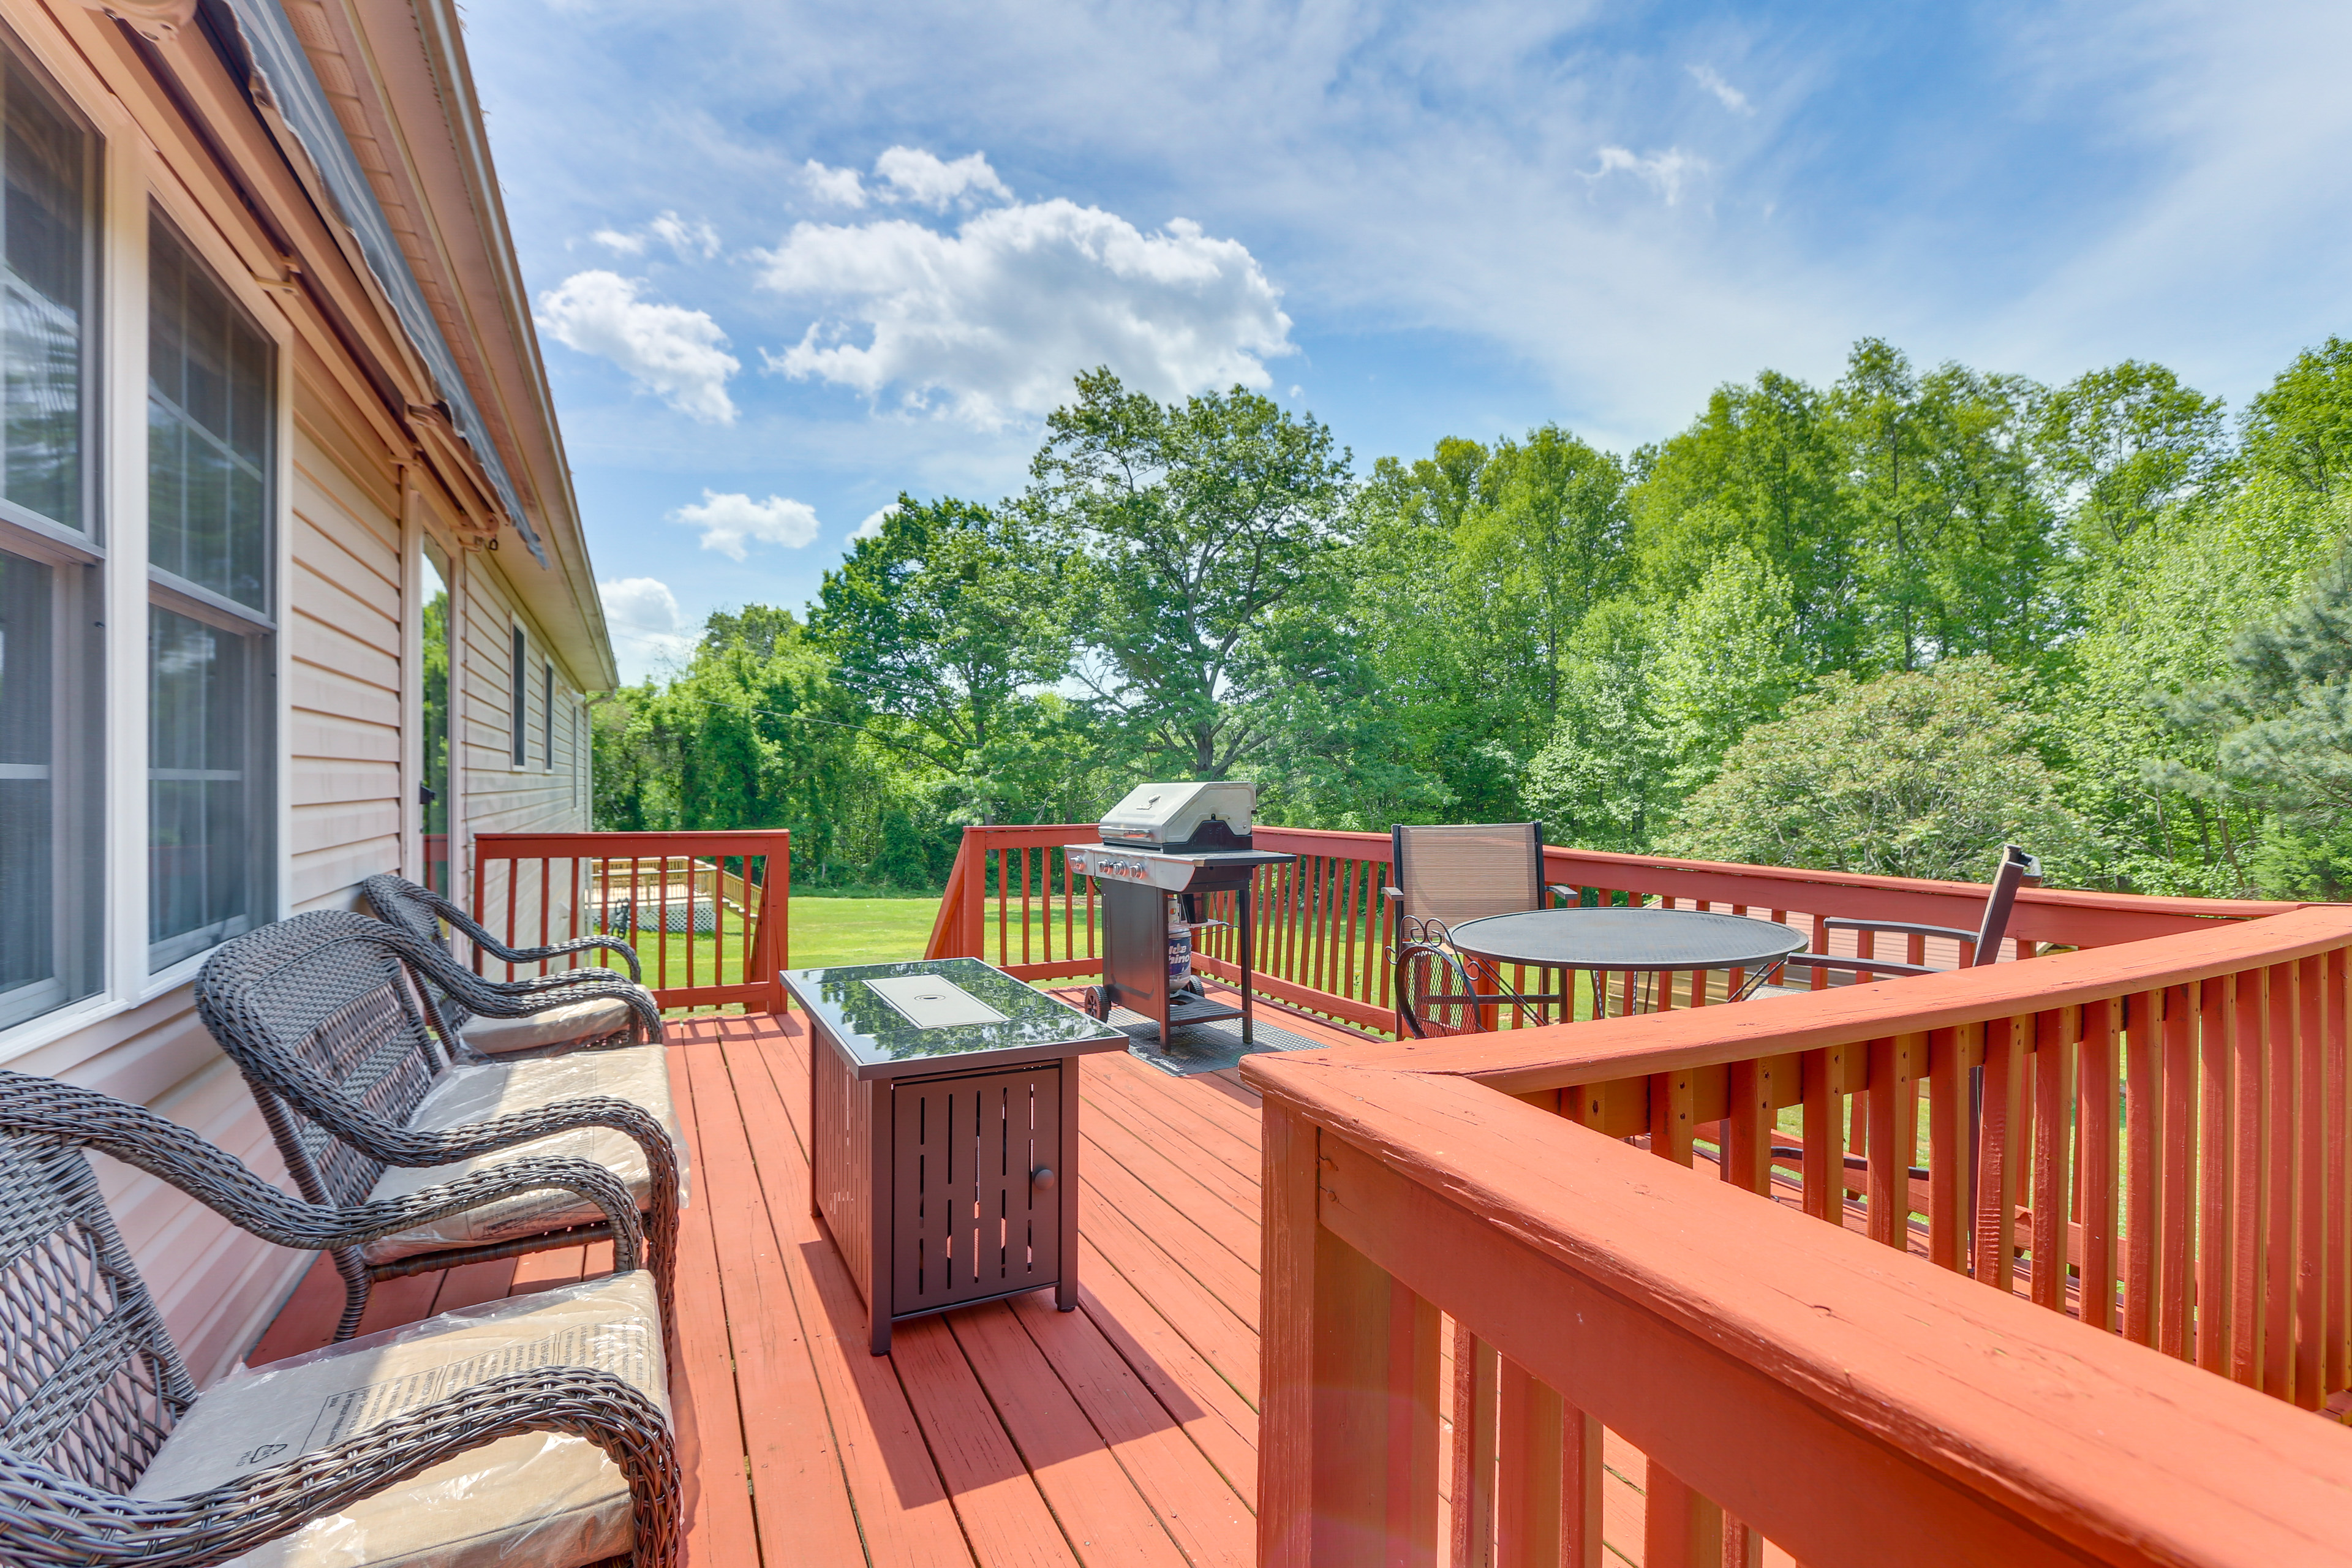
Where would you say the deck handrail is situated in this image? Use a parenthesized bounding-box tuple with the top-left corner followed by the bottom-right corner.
(1245, 1047, 2352, 1567)
(471, 830, 791, 1014)
(1316, 903, 2352, 1414)
(925, 823, 2302, 1034)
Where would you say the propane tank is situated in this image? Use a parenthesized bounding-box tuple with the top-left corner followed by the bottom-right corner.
(1167, 896, 1193, 987)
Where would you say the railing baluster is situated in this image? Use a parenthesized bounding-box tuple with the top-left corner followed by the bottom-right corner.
(2123, 990, 2162, 1344)
(2262, 961, 2296, 1400)
(1643, 1463, 1722, 1568)
(1866, 1035, 1919, 1248)
(2079, 998, 2121, 1332)
(2158, 982, 2198, 1359)
(2230, 968, 2264, 1384)
(2196, 975, 2233, 1373)
(2029, 1006, 2076, 1311)
(2294, 952, 2325, 1409)
(2326, 950, 2350, 1396)
(1928, 1025, 1972, 1270)
(1449, 1323, 1497, 1568)
(1977, 1018, 2026, 1291)
(1495, 1357, 1561, 1568)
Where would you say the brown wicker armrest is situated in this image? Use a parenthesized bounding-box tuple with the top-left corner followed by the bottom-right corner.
(0, 1071, 646, 1273)
(366, 873, 644, 982)
(0, 1368, 678, 1568)
(392, 929, 663, 1045)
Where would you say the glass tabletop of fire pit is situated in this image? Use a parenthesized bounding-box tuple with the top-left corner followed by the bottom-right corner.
(780, 956, 1129, 1079)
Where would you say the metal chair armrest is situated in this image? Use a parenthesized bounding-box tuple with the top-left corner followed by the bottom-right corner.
(2, 1368, 678, 1568)
(1545, 883, 1578, 908)
(1819, 918, 1979, 945)
(1774, 953, 1938, 979)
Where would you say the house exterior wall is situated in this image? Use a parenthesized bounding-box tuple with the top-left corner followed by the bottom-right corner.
(0, 0, 602, 1386)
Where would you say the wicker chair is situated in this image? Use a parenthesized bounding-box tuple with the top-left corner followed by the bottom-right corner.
(195, 911, 680, 1342)
(1386, 822, 1577, 1038)
(363, 873, 655, 1058)
(0, 1069, 677, 1568)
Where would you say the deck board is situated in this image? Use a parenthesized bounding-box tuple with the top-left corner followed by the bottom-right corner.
(238, 998, 1349, 1566)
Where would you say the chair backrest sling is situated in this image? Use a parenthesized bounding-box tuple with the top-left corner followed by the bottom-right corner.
(1391, 822, 1547, 934)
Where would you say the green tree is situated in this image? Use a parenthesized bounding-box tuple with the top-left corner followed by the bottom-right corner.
(2241, 336, 2352, 497)
(1832, 340, 2057, 669)
(1520, 600, 1670, 851)
(1630, 369, 1861, 670)
(1030, 368, 1354, 776)
(1650, 544, 1804, 791)
(809, 494, 1071, 819)
(1666, 657, 2083, 881)
(2034, 360, 2225, 562)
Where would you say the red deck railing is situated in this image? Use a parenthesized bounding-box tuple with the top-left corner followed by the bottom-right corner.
(470, 830, 790, 1015)
(1245, 902, 2352, 1566)
(925, 823, 2296, 1035)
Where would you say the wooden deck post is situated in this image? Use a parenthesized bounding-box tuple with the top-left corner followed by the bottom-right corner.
(1261, 1104, 1441, 1568)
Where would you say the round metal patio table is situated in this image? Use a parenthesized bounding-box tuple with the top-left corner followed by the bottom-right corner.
(1446, 907, 1809, 1019)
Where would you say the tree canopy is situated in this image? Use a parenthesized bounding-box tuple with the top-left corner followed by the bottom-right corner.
(598, 334, 2352, 899)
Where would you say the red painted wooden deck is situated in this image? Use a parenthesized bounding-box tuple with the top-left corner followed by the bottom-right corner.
(248, 991, 1815, 1567)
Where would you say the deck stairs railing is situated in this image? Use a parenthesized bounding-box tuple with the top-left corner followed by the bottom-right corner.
(469, 829, 790, 1014)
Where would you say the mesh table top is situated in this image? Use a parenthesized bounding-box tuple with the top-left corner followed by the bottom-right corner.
(1445, 908, 1808, 971)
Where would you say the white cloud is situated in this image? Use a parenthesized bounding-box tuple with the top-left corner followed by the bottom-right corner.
(536, 270, 741, 423)
(1588, 146, 1706, 205)
(672, 489, 823, 559)
(599, 576, 695, 669)
(874, 147, 1012, 210)
(592, 211, 722, 258)
(850, 502, 899, 541)
(804, 159, 868, 208)
(1687, 64, 1752, 115)
(757, 198, 1293, 427)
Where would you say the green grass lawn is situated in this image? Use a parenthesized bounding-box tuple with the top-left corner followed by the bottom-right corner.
(788, 895, 945, 969)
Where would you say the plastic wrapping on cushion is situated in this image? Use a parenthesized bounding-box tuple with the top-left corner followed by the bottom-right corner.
(458, 994, 639, 1057)
(133, 1272, 666, 1568)
(360, 1047, 688, 1264)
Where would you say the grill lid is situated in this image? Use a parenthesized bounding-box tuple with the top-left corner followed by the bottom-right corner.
(1098, 780, 1256, 850)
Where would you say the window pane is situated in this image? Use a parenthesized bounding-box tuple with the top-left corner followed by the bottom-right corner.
(1, 546, 99, 1028)
(149, 606, 268, 967)
(149, 217, 271, 609)
(0, 51, 91, 532)
(510, 625, 526, 766)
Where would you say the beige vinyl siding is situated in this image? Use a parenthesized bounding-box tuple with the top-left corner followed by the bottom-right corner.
(459, 560, 591, 837)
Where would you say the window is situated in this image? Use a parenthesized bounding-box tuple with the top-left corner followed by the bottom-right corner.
(0, 42, 99, 1032)
(509, 623, 526, 766)
(148, 215, 274, 973)
(541, 660, 554, 770)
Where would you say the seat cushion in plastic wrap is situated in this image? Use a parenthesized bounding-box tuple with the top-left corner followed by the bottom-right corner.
(134, 1271, 665, 1568)
(458, 987, 654, 1057)
(360, 1046, 687, 1263)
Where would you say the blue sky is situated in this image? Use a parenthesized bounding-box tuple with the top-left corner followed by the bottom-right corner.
(463, 0, 2352, 683)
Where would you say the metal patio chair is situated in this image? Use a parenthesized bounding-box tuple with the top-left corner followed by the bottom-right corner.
(1767, 845, 2042, 989)
(0, 1069, 677, 1568)
(364, 873, 655, 1057)
(195, 911, 680, 1342)
(1387, 822, 1578, 1039)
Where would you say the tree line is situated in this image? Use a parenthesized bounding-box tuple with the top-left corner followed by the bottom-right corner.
(592, 339, 2352, 897)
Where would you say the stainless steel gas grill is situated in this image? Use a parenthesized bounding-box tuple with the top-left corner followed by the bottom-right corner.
(1065, 782, 1292, 1046)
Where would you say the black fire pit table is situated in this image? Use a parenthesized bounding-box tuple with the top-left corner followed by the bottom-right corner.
(785, 956, 1128, 1355)
(1446, 907, 1809, 1019)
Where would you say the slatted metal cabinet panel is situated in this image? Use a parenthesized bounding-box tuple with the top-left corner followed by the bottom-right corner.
(809, 1030, 875, 1308)
(889, 1067, 1061, 1316)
